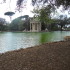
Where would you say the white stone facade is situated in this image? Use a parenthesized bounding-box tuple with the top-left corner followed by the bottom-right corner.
(30, 19, 41, 32)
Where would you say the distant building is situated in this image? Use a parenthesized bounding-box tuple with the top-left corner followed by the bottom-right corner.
(30, 18, 41, 32)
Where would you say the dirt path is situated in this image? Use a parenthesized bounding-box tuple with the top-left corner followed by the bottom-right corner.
(0, 41, 70, 70)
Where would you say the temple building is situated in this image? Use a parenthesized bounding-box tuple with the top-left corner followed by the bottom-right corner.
(30, 18, 41, 32)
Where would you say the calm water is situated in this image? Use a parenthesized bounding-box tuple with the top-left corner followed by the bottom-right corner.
(0, 31, 70, 53)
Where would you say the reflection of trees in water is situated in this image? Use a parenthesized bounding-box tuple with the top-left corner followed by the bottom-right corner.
(39, 31, 64, 43)
(40, 32, 53, 43)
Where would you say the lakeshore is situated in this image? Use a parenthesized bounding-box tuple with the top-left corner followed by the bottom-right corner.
(0, 41, 70, 70)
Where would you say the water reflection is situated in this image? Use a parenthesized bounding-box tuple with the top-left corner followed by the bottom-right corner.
(39, 32, 54, 43)
(0, 31, 70, 53)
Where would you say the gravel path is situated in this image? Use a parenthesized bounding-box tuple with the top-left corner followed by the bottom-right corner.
(0, 41, 70, 70)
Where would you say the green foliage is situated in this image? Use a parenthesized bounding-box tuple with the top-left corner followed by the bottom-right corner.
(4, 12, 15, 21)
(2, 0, 70, 12)
(32, 0, 70, 9)
(0, 18, 7, 31)
(16, 0, 70, 11)
(10, 17, 23, 31)
(4, 12, 15, 16)
(54, 15, 68, 31)
(9, 15, 30, 31)
(32, 5, 56, 30)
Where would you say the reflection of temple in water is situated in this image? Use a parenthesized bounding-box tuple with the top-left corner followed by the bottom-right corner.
(30, 18, 41, 32)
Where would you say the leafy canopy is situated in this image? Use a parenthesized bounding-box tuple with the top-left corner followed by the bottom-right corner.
(16, 0, 70, 10)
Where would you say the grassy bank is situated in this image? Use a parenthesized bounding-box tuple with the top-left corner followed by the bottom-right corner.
(0, 41, 70, 70)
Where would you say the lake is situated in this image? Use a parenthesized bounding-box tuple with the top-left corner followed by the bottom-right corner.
(0, 31, 70, 53)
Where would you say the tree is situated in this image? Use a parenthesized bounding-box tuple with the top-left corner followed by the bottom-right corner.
(32, 0, 70, 9)
(2, 0, 70, 11)
(20, 15, 30, 31)
(4, 12, 15, 21)
(55, 15, 68, 31)
(0, 18, 7, 31)
(10, 15, 30, 31)
(14, 0, 70, 12)
(32, 5, 56, 30)
(10, 18, 20, 31)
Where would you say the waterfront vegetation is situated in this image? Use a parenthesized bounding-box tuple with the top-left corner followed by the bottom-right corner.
(0, 15, 70, 32)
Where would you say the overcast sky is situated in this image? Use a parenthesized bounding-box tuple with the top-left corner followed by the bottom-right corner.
(0, 0, 34, 22)
(0, 0, 70, 22)
(52, 6, 70, 19)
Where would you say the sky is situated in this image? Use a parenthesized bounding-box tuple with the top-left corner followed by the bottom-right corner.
(51, 5, 70, 19)
(0, 0, 34, 22)
(0, 0, 70, 22)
